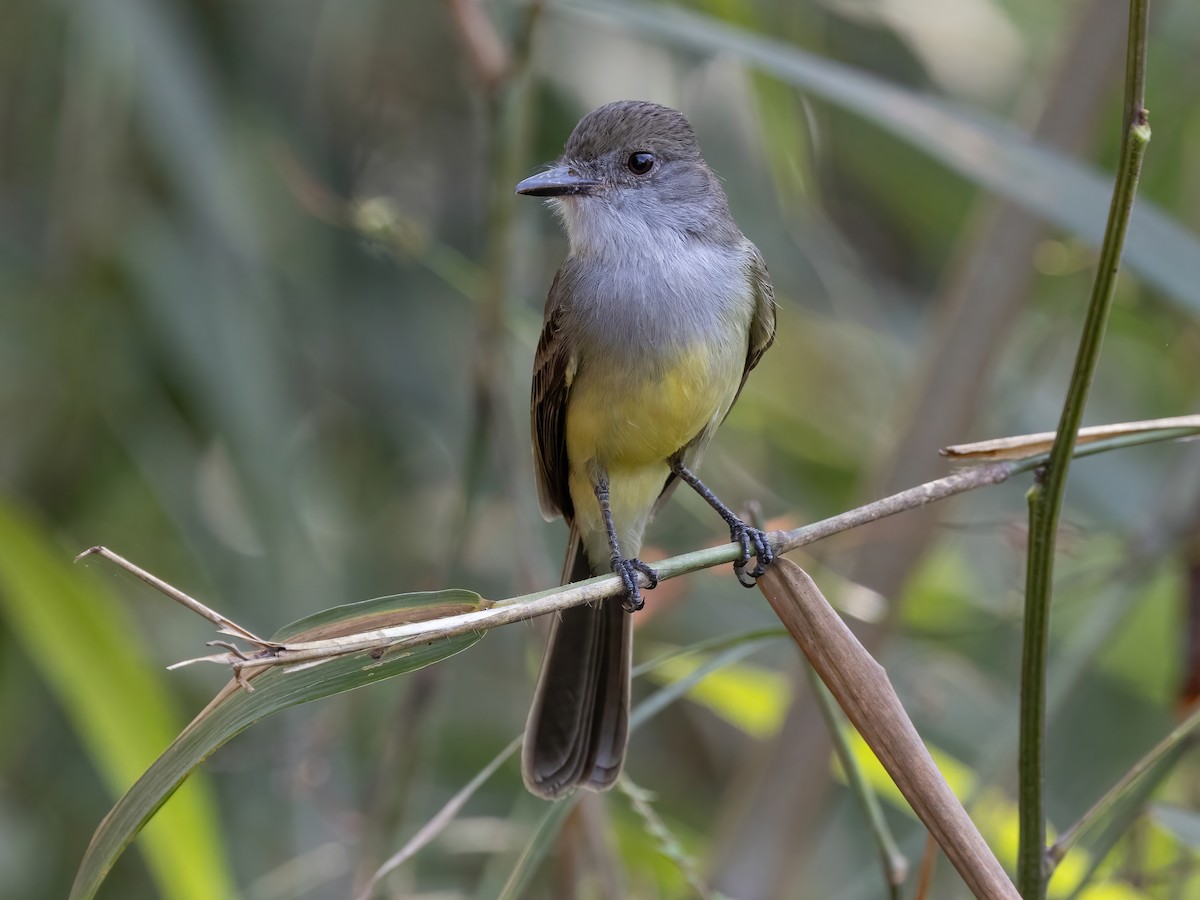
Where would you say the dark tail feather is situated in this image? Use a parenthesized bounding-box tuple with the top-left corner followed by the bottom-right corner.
(522, 528, 631, 798)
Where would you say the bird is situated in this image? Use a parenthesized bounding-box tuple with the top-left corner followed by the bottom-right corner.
(516, 100, 776, 799)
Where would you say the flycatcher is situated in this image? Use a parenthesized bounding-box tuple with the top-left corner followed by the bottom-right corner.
(517, 100, 776, 799)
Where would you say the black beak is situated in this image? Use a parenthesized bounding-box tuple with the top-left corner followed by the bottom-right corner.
(515, 165, 599, 197)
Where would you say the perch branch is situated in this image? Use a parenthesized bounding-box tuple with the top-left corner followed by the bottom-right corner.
(76, 418, 1199, 676)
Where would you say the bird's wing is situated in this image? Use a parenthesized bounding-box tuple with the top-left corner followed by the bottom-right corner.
(660, 242, 777, 510)
(738, 242, 777, 397)
(531, 267, 576, 522)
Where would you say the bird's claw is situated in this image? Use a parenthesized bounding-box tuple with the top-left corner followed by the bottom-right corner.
(730, 521, 773, 587)
(612, 556, 658, 612)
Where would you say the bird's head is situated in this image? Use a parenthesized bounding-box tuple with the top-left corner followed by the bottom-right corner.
(516, 101, 736, 256)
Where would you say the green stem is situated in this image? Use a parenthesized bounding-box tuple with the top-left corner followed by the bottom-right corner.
(1018, 475, 1054, 895)
(806, 665, 906, 897)
(1016, 3, 1151, 896)
(449, 2, 543, 580)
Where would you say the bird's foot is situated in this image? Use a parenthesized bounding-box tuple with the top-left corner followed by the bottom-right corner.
(730, 519, 774, 588)
(611, 556, 659, 612)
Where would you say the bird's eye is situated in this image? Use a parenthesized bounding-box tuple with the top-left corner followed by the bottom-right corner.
(626, 151, 655, 175)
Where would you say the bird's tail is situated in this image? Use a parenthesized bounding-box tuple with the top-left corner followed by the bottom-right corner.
(521, 525, 632, 798)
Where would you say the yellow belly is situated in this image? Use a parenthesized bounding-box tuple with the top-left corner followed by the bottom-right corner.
(566, 343, 732, 469)
(564, 342, 741, 568)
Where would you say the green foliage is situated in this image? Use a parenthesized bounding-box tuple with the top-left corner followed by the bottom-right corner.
(71, 591, 485, 900)
(0, 501, 234, 900)
(2, 0, 1199, 896)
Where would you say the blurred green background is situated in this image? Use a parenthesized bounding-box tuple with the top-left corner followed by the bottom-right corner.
(3, 0, 1200, 897)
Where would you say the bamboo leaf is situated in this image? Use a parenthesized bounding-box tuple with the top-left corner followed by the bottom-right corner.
(270, 589, 485, 642)
(556, 0, 1200, 313)
(70, 589, 486, 900)
(0, 499, 235, 900)
(495, 799, 580, 900)
(487, 626, 785, 893)
(1150, 803, 1200, 852)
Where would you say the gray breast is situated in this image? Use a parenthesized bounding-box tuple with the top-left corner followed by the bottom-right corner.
(564, 232, 751, 370)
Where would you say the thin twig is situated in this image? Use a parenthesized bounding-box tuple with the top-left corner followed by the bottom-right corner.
(805, 665, 907, 897)
(350, 10, 542, 881)
(775, 461, 1015, 556)
(79, 420, 1199, 677)
(443, 0, 509, 92)
(619, 778, 713, 900)
(915, 835, 938, 900)
(202, 462, 1026, 670)
(1016, 3, 1152, 896)
(73, 546, 277, 649)
(446, 0, 547, 591)
(355, 737, 522, 900)
(942, 415, 1200, 462)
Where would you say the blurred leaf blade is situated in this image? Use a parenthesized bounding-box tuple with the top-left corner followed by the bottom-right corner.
(69, 588, 487, 900)
(630, 640, 769, 730)
(357, 736, 523, 900)
(648, 655, 790, 738)
(1150, 803, 1200, 851)
(488, 626, 785, 894)
(495, 798, 580, 900)
(0, 499, 235, 900)
(558, 0, 1200, 312)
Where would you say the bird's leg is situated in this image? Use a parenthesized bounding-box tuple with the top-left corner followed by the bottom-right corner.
(594, 477, 658, 612)
(670, 460, 773, 587)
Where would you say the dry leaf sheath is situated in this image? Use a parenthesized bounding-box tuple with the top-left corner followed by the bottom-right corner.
(757, 559, 1019, 900)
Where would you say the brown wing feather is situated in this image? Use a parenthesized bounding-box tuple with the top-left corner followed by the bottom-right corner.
(531, 268, 575, 522)
(737, 242, 777, 400)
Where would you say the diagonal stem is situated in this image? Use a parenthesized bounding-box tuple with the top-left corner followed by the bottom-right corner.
(1049, 703, 1200, 871)
(805, 664, 907, 897)
(74, 545, 276, 649)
